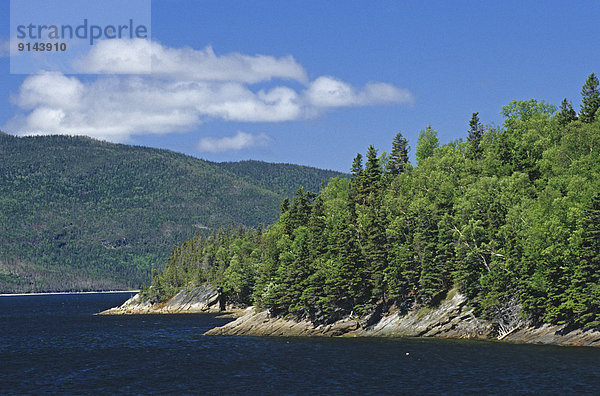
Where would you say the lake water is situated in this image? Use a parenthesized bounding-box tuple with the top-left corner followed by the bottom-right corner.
(1, 293, 599, 394)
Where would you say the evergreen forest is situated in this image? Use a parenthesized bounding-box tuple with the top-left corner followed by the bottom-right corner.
(0, 134, 344, 292)
(145, 74, 600, 330)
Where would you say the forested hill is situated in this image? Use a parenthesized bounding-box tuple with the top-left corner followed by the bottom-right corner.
(0, 133, 345, 293)
(145, 74, 600, 331)
(218, 161, 333, 197)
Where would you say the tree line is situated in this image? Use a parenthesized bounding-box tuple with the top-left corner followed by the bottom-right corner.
(145, 74, 600, 330)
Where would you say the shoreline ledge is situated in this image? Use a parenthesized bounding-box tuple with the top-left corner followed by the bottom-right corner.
(204, 293, 600, 347)
(98, 284, 233, 315)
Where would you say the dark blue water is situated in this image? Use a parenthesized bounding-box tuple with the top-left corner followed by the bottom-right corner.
(1, 293, 599, 394)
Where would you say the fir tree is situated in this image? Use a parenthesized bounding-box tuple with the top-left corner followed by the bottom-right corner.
(467, 112, 484, 160)
(308, 196, 327, 258)
(386, 132, 410, 175)
(580, 73, 600, 123)
(569, 194, 600, 328)
(280, 197, 290, 213)
(351, 153, 363, 176)
(364, 145, 383, 197)
(555, 98, 577, 126)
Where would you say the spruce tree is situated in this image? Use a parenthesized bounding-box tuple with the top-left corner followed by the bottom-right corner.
(308, 195, 327, 258)
(351, 153, 363, 176)
(467, 112, 484, 160)
(569, 194, 600, 328)
(387, 132, 410, 175)
(364, 206, 388, 303)
(364, 145, 383, 197)
(280, 197, 290, 213)
(555, 98, 577, 126)
(580, 73, 600, 123)
(350, 152, 365, 205)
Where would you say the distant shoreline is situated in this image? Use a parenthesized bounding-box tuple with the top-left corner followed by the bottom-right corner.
(0, 290, 139, 297)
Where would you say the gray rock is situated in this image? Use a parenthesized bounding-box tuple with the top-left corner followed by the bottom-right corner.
(98, 284, 222, 315)
(204, 291, 600, 347)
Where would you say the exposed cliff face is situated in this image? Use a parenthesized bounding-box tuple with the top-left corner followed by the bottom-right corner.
(205, 292, 600, 347)
(99, 284, 222, 315)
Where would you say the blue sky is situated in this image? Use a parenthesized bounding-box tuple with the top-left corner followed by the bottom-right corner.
(1, 0, 599, 172)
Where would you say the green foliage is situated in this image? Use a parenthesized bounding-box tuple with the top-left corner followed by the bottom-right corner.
(415, 125, 439, 166)
(386, 131, 410, 175)
(146, 75, 600, 331)
(0, 134, 346, 293)
(555, 98, 578, 126)
(467, 112, 484, 160)
(501, 99, 557, 122)
(580, 73, 600, 123)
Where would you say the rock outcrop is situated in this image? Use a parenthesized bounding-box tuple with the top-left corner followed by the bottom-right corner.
(99, 284, 222, 315)
(205, 307, 360, 336)
(205, 292, 600, 347)
(503, 324, 600, 346)
(349, 292, 492, 338)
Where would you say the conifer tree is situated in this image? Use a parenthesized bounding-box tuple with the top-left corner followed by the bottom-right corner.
(568, 194, 600, 328)
(387, 131, 410, 175)
(326, 218, 368, 317)
(580, 73, 600, 123)
(357, 202, 385, 295)
(285, 188, 316, 235)
(280, 197, 290, 213)
(415, 212, 443, 305)
(467, 112, 484, 160)
(350, 153, 365, 204)
(351, 153, 363, 176)
(308, 195, 327, 258)
(364, 145, 383, 197)
(555, 98, 577, 126)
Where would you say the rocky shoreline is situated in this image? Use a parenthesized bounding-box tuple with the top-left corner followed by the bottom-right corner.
(99, 285, 600, 347)
(205, 292, 600, 347)
(98, 284, 225, 315)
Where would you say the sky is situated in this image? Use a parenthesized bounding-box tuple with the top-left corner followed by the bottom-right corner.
(1, 0, 599, 172)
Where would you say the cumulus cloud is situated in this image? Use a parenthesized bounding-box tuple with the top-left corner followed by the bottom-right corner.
(73, 39, 152, 74)
(4, 40, 413, 143)
(198, 131, 272, 153)
(75, 39, 308, 83)
(305, 76, 414, 107)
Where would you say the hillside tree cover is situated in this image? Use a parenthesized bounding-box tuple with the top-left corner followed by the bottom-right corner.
(134, 74, 600, 330)
(0, 134, 344, 292)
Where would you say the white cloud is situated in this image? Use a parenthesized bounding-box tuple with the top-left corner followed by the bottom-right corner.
(305, 76, 414, 108)
(4, 40, 413, 143)
(17, 72, 84, 110)
(73, 39, 152, 74)
(198, 131, 272, 153)
(75, 39, 308, 84)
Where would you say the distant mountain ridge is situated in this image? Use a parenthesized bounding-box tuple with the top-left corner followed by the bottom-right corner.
(0, 133, 347, 293)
